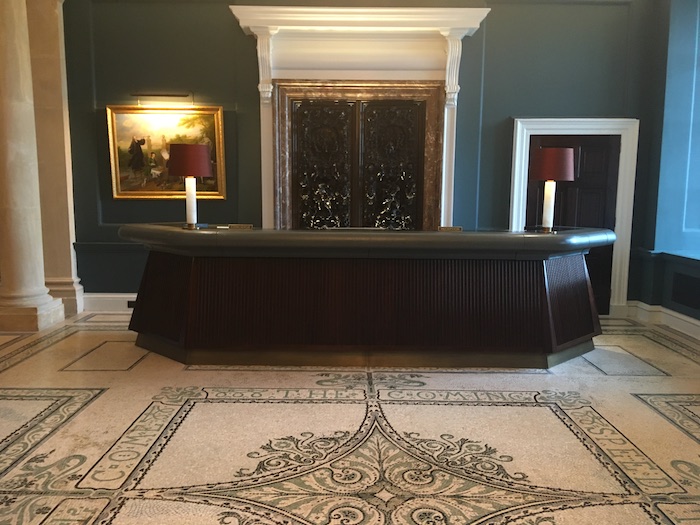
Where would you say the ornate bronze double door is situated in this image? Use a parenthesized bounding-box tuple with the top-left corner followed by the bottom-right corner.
(292, 99, 426, 230)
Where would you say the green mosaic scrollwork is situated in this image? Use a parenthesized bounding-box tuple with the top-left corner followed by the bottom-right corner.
(218, 509, 280, 525)
(234, 431, 352, 478)
(0, 494, 55, 525)
(0, 451, 90, 525)
(0, 451, 86, 492)
(535, 390, 591, 409)
(671, 458, 700, 489)
(200, 424, 543, 524)
(402, 432, 528, 482)
(519, 517, 557, 525)
(410, 507, 448, 525)
(315, 373, 368, 389)
(314, 373, 427, 391)
(371, 374, 427, 389)
(152, 386, 206, 405)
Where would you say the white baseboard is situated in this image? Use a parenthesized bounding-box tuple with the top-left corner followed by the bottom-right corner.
(626, 301, 700, 340)
(83, 293, 137, 312)
(608, 304, 632, 318)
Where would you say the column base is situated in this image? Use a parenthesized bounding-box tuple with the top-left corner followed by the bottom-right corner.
(45, 278, 84, 316)
(0, 299, 65, 331)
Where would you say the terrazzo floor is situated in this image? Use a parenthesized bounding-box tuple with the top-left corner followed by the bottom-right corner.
(0, 314, 699, 524)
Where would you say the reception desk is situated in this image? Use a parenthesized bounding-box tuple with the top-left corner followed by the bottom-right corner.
(119, 225, 616, 368)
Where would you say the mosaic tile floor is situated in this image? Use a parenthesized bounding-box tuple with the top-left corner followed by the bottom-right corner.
(0, 314, 699, 524)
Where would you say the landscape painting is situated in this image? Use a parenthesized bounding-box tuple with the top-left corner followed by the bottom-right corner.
(107, 105, 225, 199)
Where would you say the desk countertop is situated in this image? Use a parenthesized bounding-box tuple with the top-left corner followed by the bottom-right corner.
(118, 224, 616, 260)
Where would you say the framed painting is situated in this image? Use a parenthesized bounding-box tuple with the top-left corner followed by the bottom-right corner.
(106, 105, 225, 199)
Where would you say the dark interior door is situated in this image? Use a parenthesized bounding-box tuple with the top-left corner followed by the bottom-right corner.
(527, 135, 620, 314)
(292, 99, 425, 230)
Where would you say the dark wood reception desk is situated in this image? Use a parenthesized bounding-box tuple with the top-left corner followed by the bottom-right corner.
(119, 225, 616, 368)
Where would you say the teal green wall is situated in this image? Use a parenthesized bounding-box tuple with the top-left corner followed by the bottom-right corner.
(655, 0, 700, 253)
(64, 0, 670, 295)
(627, 0, 700, 318)
(470, 2, 629, 228)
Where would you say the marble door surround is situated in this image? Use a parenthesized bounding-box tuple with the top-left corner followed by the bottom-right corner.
(274, 80, 446, 230)
(229, 6, 490, 229)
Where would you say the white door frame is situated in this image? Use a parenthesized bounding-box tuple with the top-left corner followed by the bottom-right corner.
(509, 118, 640, 315)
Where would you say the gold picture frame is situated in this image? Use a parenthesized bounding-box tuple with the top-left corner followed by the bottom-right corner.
(106, 105, 225, 199)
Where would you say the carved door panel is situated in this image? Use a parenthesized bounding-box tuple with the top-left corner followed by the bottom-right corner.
(292, 99, 425, 229)
(293, 102, 355, 229)
(527, 135, 621, 314)
(361, 101, 424, 229)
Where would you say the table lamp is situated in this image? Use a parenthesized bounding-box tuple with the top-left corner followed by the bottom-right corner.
(529, 147, 574, 233)
(168, 143, 213, 229)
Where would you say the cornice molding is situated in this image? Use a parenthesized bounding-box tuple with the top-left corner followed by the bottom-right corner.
(230, 6, 489, 36)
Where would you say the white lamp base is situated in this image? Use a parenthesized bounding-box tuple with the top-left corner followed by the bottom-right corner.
(541, 179, 556, 233)
(185, 176, 197, 226)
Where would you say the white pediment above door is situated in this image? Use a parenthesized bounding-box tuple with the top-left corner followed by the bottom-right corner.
(230, 6, 490, 89)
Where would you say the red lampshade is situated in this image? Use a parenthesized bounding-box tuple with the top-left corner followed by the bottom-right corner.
(168, 143, 213, 178)
(529, 147, 575, 182)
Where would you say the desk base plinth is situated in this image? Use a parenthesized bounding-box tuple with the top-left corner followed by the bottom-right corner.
(135, 333, 594, 368)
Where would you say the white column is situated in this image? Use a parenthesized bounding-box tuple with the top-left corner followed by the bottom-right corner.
(441, 104, 458, 227)
(26, 0, 84, 315)
(254, 27, 277, 229)
(0, 0, 64, 330)
(440, 31, 467, 227)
